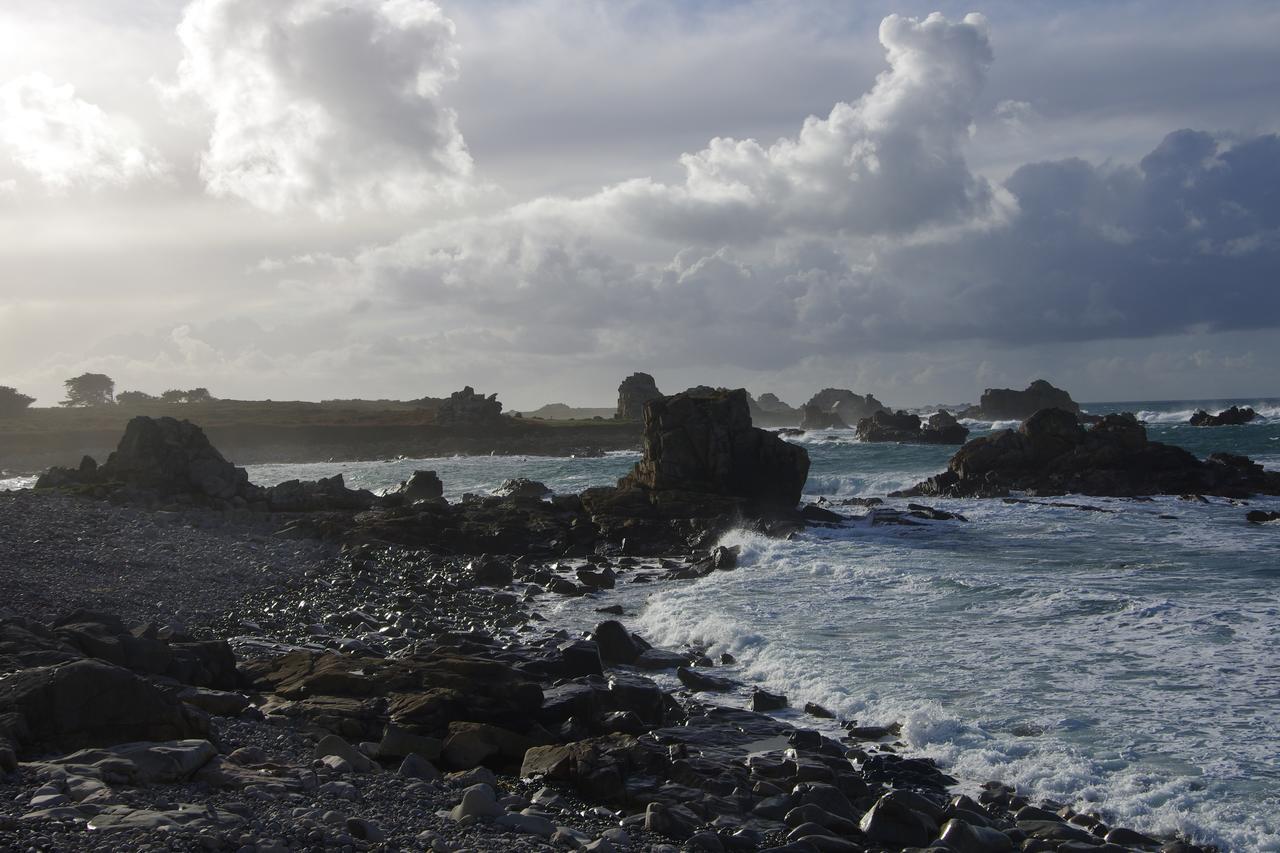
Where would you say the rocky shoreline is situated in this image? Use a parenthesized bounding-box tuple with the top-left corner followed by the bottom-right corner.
(2, 391, 1251, 852)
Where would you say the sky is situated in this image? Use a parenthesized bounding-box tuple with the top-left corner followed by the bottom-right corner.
(1, 0, 1279, 409)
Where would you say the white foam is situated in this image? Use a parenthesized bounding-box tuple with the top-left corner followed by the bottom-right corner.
(0, 474, 37, 491)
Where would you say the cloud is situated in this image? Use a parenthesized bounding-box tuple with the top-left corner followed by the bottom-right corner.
(171, 0, 473, 217)
(0, 72, 167, 192)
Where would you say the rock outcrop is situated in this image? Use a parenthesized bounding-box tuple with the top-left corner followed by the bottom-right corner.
(615, 373, 662, 421)
(435, 386, 504, 427)
(1189, 406, 1258, 426)
(620, 388, 809, 511)
(804, 389, 886, 427)
(35, 416, 375, 512)
(800, 404, 849, 430)
(856, 410, 969, 445)
(962, 379, 1080, 420)
(747, 393, 801, 427)
(896, 408, 1280, 499)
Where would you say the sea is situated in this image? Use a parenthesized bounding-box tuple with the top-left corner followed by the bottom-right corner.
(4, 398, 1278, 850)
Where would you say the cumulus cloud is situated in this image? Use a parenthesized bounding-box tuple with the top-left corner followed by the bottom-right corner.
(284, 12, 1280, 377)
(0, 72, 166, 192)
(173, 0, 472, 216)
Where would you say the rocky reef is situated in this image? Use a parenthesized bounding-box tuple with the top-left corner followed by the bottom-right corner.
(802, 389, 886, 428)
(962, 379, 1080, 420)
(855, 410, 969, 445)
(615, 373, 663, 421)
(1189, 405, 1258, 426)
(897, 408, 1280, 498)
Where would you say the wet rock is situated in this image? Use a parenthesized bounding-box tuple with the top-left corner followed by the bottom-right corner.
(1190, 405, 1257, 426)
(855, 409, 969, 445)
(677, 666, 734, 693)
(494, 478, 552, 499)
(593, 621, 642, 665)
(751, 688, 788, 712)
(645, 802, 703, 840)
(560, 639, 605, 677)
(858, 794, 936, 848)
(803, 702, 835, 719)
(634, 648, 690, 670)
(1246, 510, 1280, 523)
(939, 818, 1014, 853)
(396, 470, 445, 504)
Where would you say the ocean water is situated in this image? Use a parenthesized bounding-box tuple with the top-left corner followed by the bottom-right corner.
(3, 399, 1278, 849)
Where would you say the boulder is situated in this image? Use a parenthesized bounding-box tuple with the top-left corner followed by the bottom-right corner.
(898, 409, 1280, 499)
(493, 478, 551, 499)
(265, 474, 376, 512)
(398, 470, 444, 504)
(620, 388, 809, 511)
(616, 373, 663, 421)
(0, 659, 208, 759)
(963, 379, 1080, 420)
(1189, 406, 1258, 426)
(855, 410, 969, 445)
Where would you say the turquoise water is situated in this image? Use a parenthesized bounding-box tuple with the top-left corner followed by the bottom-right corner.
(4, 399, 1278, 849)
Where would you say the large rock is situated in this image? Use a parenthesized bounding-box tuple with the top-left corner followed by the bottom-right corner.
(898, 409, 1280, 498)
(1190, 405, 1257, 426)
(435, 386, 504, 427)
(799, 404, 849, 431)
(616, 373, 663, 421)
(265, 474, 376, 512)
(964, 379, 1080, 420)
(855, 410, 969, 445)
(803, 389, 886, 426)
(0, 659, 208, 760)
(620, 389, 809, 510)
(747, 393, 801, 427)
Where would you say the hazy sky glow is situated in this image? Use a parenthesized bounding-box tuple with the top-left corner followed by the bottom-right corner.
(2, 0, 1279, 408)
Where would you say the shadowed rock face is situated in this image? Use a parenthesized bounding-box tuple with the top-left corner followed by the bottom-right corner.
(896, 408, 1280, 498)
(621, 389, 809, 510)
(104, 416, 251, 501)
(964, 379, 1080, 420)
(1189, 405, 1257, 426)
(803, 389, 886, 427)
(615, 373, 663, 421)
(855, 410, 969, 445)
(747, 392, 800, 427)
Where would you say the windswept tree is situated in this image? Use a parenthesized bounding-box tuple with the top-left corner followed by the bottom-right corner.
(0, 385, 36, 416)
(117, 390, 158, 405)
(160, 389, 186, 404)
(186, 387, 213, 403)
(61, 373, 115, 407)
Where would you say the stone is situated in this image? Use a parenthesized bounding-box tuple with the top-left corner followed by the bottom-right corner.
(620, 388, 810, 510)
(616, 373, 663, 421)
(939, 818, 1013, 853)
(858, 794, 935, 848)
(633, 648, 689, 670)
(1246, 510, 1280, 523)
(677, 666, 734, 693)
(449, 783, 504, 821)
(1190, 406, 1257, 426)
(963, 379, 1080, 420)
(314, 735, 374, 773)
(751, 688, 788, 712)
(398, 470, 445, 503)
(495, 478, 552, 499)
(436, 386, 504, 427)
(0, 659, 207, 760)
(266, 474, 376, 512)
(803, 702, 835, 719)
(495, 812, 557, 837)
(645, 802, 702, 840)
(379, 725, 443, 761)
(442, 722, 532, 769)
(803, 389, 886, 427)
(179, 687, 250, 717)
(346, 818, 385, 842)
(469, 555, 514, 587)
(592, 621, 641, 665)
(856, 409, 969, 445)
(398, 752, 441, 780)
(560, 640, 605, 677)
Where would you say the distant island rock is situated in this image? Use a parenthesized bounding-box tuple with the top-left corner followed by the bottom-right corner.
(747, 392, 801, 427)
(895, 408, 1280, 499)
(1189, 405, 1258, 426)
(615, 373, 663, 421)
(517, 403, 615, 420)
(855, 410, 969, 445)
(962, 379, 1080, 420)
(800, 388, 886, 429)
(436, 386, 504, 427)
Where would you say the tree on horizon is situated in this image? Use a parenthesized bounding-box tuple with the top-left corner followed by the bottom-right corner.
(61, 373, 115, 407)
(0, 385, 36, 416)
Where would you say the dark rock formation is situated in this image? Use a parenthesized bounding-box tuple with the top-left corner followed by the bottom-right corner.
(897, 408, 1280, 499)
(395, 470, 444, 504)
(747, 393, 801, 427)
(435, 386, 504, 427)
(799, 404, 849, 430)
(493, 478, 551, 499)
(856, 410, 969, 445)
(615, 373, 663, 421)
(1189, 405, 1258, 426)
(962, 379, 1080, 420)
(803, 389, 886, 427)
(620, 388, 809, 511)
(264, 474, 376, 512)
